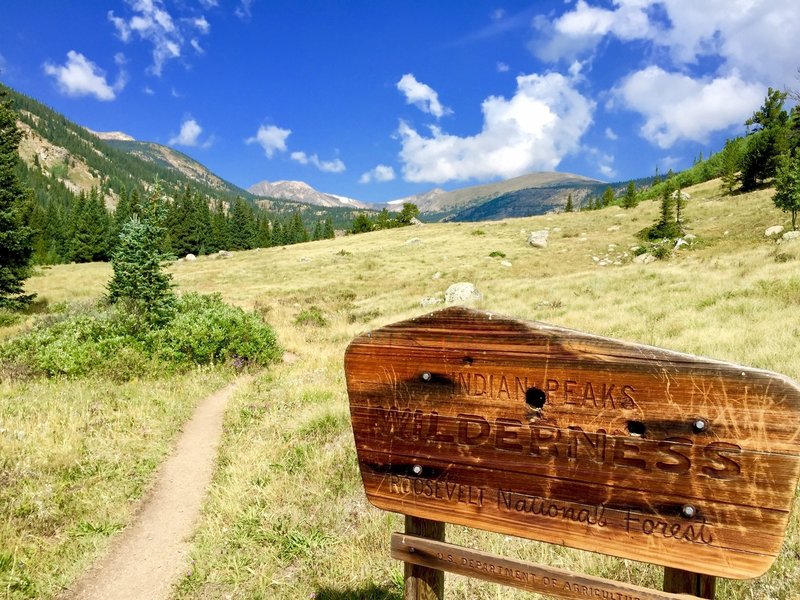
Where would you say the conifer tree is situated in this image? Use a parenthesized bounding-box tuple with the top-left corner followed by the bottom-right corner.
(229, 197, 257, 250)
(564, 194, 574, 212)
(0, 88, 35, 308)
(210, 197, 230, 250)
(719, 138, 741, 195)
(622, 181, 637, 208)
(774, 154, 800, 230)
(602, 187, 614, 207)
(107, 182, 175, 327)
(323, 217, 335, 239)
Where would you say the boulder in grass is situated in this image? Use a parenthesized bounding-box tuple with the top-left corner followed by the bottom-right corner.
(765, 225, 784, 237)
(527, 230, 549, 248)
(185, 253, 197, 261)
(444, 282, 482, 304)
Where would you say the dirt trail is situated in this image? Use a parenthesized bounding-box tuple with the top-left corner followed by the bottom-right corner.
(64, 377, 249, 600)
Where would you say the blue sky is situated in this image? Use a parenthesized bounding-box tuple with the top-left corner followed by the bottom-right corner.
(1, 1, 798, 202)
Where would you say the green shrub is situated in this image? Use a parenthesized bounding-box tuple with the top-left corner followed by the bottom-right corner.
(0, 293, 280, 379)
(294, 305, 328, 327)
(157, 293, 281, 367)
(471, 229, 486, 236)
(488, 250, 506, 258)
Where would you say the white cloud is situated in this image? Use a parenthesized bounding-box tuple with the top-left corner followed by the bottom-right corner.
(236, 0, 254, 20)
(605, 127, 618, 140)
(193, 16, 210, 34)
(109, 0, 211, 76)
(0, 53, 8, 73)
(397, 74, 451, 119)
(247, 125, 291, 158)
(43, 51, 126, 101)
(534, 0, 800, 87)
(291, 151, 346, 173)
(199, 0, 218, 7)
(398, 72, 594, 184)
(496, 62, 510, 73)
(359, 164, 396, 184)
(169, 118, 213, 147)
(190, 39, 204, 54)
(491, 9, 506, 21)
(613, 66, 763, 148)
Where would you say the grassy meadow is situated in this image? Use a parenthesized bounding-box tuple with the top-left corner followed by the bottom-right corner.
(4, 178, 800, 599)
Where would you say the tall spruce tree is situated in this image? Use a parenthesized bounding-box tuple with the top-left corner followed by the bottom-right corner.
(774, 154, 800, 230)
(622, 181, 637, 208)
(0, 88, 35, 309)
(564, 194, 574, 212)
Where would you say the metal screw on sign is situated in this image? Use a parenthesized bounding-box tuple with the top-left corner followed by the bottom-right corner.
(692, 418, 709, 433)
(412, 464, 423, 475)
(681, 505, 697, 519)
(421, 372, 432, 382)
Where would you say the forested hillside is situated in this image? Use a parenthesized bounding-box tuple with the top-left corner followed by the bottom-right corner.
(2, 84, 371, 264)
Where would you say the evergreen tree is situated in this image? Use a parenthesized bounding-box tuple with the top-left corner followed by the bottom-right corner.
(741, 89, 789, 190)
(107, 182, 175, 327)
(375, 208, 393, 229)
(322, 217, 335, 239)
(602, 187, 614, 207)
(0, 88, 35, 309)
(287, 212, 308, 244)
(70, 188, 111, 262)
(229, 197, 258, 250)
(675, 185, 687, 230)
(210, 197, 230, 250)
(622, 182, 637, 209)
(256, 215, 272, 248)
(774, 153, 800, 230)
(396, 202, 420, 226)
(719, 138, 741, 195)
(564, 194, 574, 212)
(350, 213, 373, 234)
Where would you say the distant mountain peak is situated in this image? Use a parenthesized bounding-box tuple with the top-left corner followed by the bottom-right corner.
(248, 179, 368, 209)
(84, 127, 135, 142)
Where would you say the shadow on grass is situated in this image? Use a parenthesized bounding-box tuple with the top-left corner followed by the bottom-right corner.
(314, 583, 401, 600)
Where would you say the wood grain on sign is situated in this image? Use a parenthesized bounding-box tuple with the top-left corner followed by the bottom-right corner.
(344, 307, 800, 579)
(392, 533, 701, 600)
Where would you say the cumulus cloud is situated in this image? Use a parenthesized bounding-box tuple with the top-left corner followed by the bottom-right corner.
(109, 0, 211, 76)
(246, 124, 291, 158)
(169, 118, 213, 148)
(43, 51, 126, 101)
(613, 66, 763, 148)
(496, 62, 510, 73)
(533, 0, 800, 87)
(291, 151, 346, 173)
(359, 164, 396, 184)
(397, 74, 451, 119)
(605, 127, 618, 140)
(398, 72, 594, 184)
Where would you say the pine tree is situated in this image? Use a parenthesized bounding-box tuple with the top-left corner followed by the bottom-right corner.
(774, 153, 800, 230)
(564, 194, 574, 212)
(229, 197, 257, 250)
(210, 197, 230, 250)
(107, 182, 175, 327)
(719, 138, 741, 195)
(0, 88, 35, 309)
(602, 187, 614, 207)
(70, 188, 111, 262)
(622, 182, 637, 209)
(323, 217, 335, 239)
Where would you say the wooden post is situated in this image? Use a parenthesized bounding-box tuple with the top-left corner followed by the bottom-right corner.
(663, 567, 716, 599)
(403, 516, 444, 600)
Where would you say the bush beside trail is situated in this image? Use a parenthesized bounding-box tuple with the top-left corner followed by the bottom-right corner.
(0, 292, 281, 380)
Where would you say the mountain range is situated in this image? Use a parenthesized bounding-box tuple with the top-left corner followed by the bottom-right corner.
(7, 82, 619, 223)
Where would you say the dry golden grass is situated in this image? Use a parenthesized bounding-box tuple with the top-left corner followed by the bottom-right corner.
(13, 178, 800, 599)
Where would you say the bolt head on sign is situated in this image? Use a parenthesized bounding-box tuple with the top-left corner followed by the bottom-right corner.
(344, 307, 800, 579)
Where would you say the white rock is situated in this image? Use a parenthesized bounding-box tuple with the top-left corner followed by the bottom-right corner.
(765, 225, 785, 237)
(216, 250, 232, 259)
(684, 233, 697, 241)
(500, 260, 512, 268)
(633, 253, 656, 264)
(607, 225, 621, 232)
(444, 282, 482, 304)
(404, 237, 422, 246)
(299, 257, 311, 263)
(780, 230, 800, 243)
(185, 253, 197, 261)
(527, 230, 549, 248)
(432, 271, 442, 280)
(674, 238, 689, 250)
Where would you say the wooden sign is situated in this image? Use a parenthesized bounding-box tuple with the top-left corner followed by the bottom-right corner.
(344, 307, 800, 580)
(392, 533, 698, 600)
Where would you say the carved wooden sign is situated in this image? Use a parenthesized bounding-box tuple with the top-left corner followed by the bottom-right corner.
(344, 307, 800, 580)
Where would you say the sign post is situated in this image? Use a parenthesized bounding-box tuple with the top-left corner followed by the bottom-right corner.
(345, 307, 800, 598)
